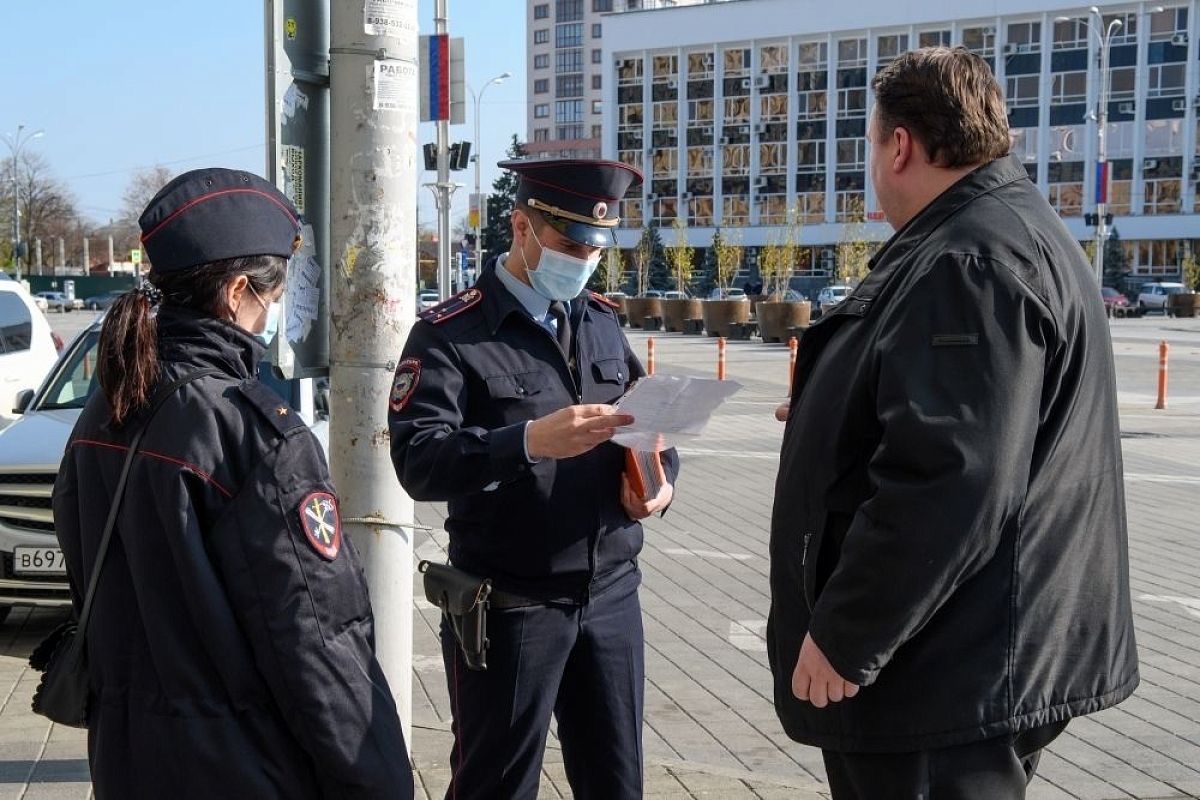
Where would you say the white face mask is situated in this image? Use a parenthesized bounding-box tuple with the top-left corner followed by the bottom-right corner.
(246, 284, 279, 343)
(523, 226, 602, 301)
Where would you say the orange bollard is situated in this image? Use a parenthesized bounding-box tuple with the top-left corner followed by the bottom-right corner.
(717, 336, 727, 380)
(1155, 340, 1169, 409)
(788, 336, 798, 385)
(647, 337, 655, 376)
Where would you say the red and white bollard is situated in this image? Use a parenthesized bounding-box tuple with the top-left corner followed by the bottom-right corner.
(646, 337, 655, 376)
(788, 336, 798, 386)
(1156, 340, 1169, 410)
(717, 336, 727, 381)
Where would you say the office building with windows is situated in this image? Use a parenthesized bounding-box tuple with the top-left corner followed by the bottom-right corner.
(602, 0, 1198, 286)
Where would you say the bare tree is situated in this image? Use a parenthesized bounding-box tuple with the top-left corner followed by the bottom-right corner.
(1, 152, 83, 269)
(120, 165, 174, 223)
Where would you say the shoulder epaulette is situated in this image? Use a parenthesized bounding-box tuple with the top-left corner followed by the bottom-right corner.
(419, 287, 484, 325)
(237, 379, 307, 436)
(589, 291, 621, 310)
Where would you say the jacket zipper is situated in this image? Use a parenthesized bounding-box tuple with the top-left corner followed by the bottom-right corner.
(801, 532, 812, 566)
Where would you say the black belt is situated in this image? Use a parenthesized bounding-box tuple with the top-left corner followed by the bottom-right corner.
(487, 589, 544, 610)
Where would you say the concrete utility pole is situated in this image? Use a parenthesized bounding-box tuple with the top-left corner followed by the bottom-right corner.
(56, 237, 64, 270)
(82, 237, 89, 273)
(2, 125, 44, 281)
(107, 235, 115, 268)
(329, 0, 418, 743)
(470, 71, 510, 280)
(35, 238, 41, 274)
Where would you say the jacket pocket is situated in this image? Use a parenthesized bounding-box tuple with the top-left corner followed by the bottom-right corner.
(801, 511, 826, 612)
(591, 357, 627, 385)
(485, 370, 552, 400)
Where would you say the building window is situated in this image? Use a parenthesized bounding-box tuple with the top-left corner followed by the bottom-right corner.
(556, 98, 584, 123)
(1149, 7, 1189, 41)
(962, 26, 996, 56)
(534, 28, 549, 45)
(556, 74, 583, 96)
(592, 23, 602, 38)
(1005, 21, 1042, 53)
(534, 54, 550, 69)
(796, 69, 829, 119)
(617, 57, 643, 84)
(837, 38, 867, 67)
(592, 124, 603, 139)
(534, 4, 549, 19)
(535, 78, 549, 94)
(919, 30, 951, 48)
(592, 74, 602, 90)
(592, 99, 603, 114)
(1047, 160, 1084, 216)
(1005, 75, 1040, 108)
(556, 48, 583, 73)
(1050, 72, 1086, 104)
(1052, 17, 1088, 50)
(1135, 240, 1182, 275)
(534, 128, 550, 142)
(1102, 12, 1138, 45)
(535, 104, 550, 118)
(556, 0, 583, 22)
(876, 34, 909, 65)
(1148, 64, 1186, 98)
(593, 0, 613, 10)
(590, 48, 601, 64)
(556, 23, 583, 48)
(558, 124, 586, 139)
(836, 138, 866, 171)
(1143, 157, 1183, 214)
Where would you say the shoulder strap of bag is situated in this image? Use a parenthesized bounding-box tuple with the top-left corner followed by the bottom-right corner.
(72, 368, 224, 641)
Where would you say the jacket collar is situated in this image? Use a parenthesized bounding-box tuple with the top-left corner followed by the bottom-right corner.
(156, 304, 266, 380)
(852, 155, 1029, 303)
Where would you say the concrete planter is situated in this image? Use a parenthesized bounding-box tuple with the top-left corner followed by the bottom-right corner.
(624, 297, 664, 329)
(1168, 292, 1199, 318)
(701, 299, 751, 337)
(756, 300, 812, 342)
(662, 299, 703, 332)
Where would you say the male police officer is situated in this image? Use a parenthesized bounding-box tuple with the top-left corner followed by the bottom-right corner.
(389, 158, 678, 799)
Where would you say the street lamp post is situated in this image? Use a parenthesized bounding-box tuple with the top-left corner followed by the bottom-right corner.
(1, 125, 45, 282)
(469, 71, 511, 281)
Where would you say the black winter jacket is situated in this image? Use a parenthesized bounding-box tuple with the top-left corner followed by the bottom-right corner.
(53, 307, 413, 798)
(768, 156, 1139, 752)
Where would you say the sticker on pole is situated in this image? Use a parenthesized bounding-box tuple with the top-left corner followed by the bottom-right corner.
(365, 0, 416, 37)
(373, 61, 416, 113)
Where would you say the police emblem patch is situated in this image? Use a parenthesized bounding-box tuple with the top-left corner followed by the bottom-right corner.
(299, 491, 341, 560)
(390, 357, 421, 413)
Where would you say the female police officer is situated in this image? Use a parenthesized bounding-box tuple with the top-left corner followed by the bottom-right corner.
(52, 168, 413, 798)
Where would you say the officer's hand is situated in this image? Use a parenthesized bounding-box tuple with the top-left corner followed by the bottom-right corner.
(775, 398, 791, 422)
(621, 475, 673, 520)
(791, 633, 860, 708)
(526, 404, 635, 460)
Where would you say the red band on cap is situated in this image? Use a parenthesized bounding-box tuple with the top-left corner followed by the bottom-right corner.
(140, 188, 299, 244)
(517, 173, 625, 204)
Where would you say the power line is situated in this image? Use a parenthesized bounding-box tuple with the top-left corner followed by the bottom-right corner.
(64, 143, 266, 181)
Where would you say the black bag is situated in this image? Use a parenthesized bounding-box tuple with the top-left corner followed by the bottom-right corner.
(30, 369, 220, 727)
(419, 560, 491, 671)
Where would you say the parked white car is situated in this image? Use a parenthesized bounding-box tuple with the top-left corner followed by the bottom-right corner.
(0, 281, 60, 428)
(1136, 282, 1188, 314)
(816, 284, 853, 314)
(0, 318, 328, 624)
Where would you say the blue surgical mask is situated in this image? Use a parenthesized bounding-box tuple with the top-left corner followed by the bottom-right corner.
(260, 302, 281, 344)
(523, 226, 602, 301)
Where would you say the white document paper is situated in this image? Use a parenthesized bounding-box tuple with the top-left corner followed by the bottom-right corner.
(612, 374, 742, 451)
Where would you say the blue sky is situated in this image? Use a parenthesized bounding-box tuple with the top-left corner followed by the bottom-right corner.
(0, 0, 525, 228)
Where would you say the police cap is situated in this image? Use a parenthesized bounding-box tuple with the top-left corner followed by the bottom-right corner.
(498, 157, 643, 248)
(139, 168, 301, 273)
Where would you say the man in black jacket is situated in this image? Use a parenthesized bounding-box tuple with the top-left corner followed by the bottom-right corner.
(769, 48, 1139, 799)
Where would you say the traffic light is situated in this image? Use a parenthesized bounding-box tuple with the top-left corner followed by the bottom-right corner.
(423, 143, 437, 171)
(448, 141, 472, 171)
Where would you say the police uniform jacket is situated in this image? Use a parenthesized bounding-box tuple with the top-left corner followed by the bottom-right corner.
(768, 156, 1140, 753)
(389, 261, 679, 602)
(53, 306, 413, 799)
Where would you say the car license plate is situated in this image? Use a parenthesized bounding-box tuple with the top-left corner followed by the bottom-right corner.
(13, 546, 67, 575)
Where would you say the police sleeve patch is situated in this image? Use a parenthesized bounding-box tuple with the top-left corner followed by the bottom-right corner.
(299, 491, 341, 560)
(389, 357, 421, 413)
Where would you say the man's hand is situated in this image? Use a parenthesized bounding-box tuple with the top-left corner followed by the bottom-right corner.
(526, 404, 634, 460)
(791, 633, 860, 708)
(621, 475, 673, 519)
(775, 399, 791, 422)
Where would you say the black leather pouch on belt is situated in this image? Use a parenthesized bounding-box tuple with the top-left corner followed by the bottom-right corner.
(419, 561, 492, 671)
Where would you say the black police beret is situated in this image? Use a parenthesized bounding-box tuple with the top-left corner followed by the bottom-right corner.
(498, 158, 643, 247)
(139, 168, 301, 273)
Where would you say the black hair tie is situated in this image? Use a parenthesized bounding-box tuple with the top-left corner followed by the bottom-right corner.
(134, 281, 163, 307)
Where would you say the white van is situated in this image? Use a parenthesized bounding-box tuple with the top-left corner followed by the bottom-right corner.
(0, 281, 59, 427)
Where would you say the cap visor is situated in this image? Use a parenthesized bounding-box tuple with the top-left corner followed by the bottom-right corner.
(551, 220, 615, 248)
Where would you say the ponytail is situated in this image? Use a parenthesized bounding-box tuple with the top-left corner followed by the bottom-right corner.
(97, 283, 162, 426)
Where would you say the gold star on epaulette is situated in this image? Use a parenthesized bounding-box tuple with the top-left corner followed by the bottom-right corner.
(276, 406, 289, 417)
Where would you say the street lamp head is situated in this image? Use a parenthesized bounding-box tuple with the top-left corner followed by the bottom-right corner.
(1089, 5, 1100, 14)
(498, 71, 512, 81)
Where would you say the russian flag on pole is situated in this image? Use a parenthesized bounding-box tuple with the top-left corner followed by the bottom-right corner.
(1095, 161, 1109, 204)
(428, 34, 450, 121)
